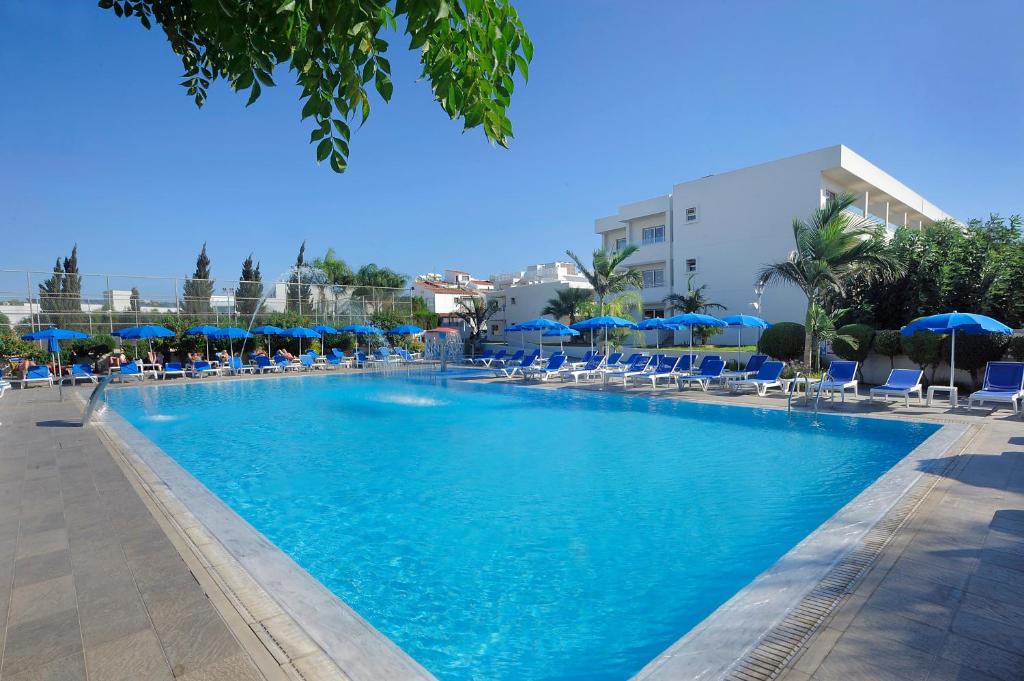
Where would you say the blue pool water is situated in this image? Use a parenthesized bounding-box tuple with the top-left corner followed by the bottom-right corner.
(105, 373, 938, 680)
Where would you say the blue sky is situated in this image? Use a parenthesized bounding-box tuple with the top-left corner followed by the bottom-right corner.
(2, 1, 1021, 286)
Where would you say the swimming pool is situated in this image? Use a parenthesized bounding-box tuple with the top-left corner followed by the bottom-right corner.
(105, 373, 939, 680)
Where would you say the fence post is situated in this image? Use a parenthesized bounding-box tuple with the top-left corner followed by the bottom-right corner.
(25, 271, 36, 331)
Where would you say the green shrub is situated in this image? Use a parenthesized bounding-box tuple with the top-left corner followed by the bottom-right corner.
(902, 332, 943, 383)
(873, 329, 903, 368)
(833, 324, 874, 363)
(948, 333, 1010, 388)
(757, 322, 805, 361)
(1007, 335, 1024, 361)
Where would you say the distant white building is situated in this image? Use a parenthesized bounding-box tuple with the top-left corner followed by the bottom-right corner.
(485, 262, 593, 340)
(411, 269, 495, 333)
(594, 145, 955, 331)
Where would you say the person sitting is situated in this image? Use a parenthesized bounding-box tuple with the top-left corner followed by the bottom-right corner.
(253, 347, 268, 358)
(18, 358, 37, 380)
(216, 349, 230, 364)
(275, 349, 295, 361)
(154, 351, 165, 366)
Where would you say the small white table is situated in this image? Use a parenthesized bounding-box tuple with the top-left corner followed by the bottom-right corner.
(927, 385, 958, 408)
(780, 377, 817, 402)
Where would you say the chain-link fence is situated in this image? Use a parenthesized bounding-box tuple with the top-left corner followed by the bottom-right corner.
(0, 269, 414, 334)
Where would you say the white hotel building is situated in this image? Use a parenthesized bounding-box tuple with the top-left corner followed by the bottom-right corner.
(595, 145, 955, 334)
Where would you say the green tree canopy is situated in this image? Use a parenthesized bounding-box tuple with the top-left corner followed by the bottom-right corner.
(541, 287, 592, 325)
(38, 244, 82, 328)
(757, 192, 904, 366)
(312, 248, 356, 286)
(565, 246, 643, 316)
(100, 0, 532, 172)
(237, 253, 265, 317)
(183, 243, 213, 316)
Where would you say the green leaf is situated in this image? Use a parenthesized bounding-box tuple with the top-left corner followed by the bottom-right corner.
(375, 73, 393, 101)
(300, 95, 320, 120)
(310, 127, 327, 143)
(246, 81, 261, 107)
(332, 119, 350, 139)
(276, 0, 295, 12)
(316, 138, 332, 162)
(329, 150, 347, 173)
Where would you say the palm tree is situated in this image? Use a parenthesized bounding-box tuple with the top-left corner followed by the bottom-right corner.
(663, 275, 726, 314)
(541, 287, 593, 325)
(565, 246, 643, 315)
(757, 192, 904, 367)
(663, 275, 727, 344)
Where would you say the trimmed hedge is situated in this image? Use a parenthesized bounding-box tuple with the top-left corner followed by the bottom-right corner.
(1008, 335, 1024, 361)
(757, 322, 805, 361)
(873, 329, 903, 367)
(832, 324, 875, 363)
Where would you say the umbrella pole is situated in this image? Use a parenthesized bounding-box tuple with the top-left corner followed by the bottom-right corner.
(538, 330, 543, 359)
(949, 329, 956, 390)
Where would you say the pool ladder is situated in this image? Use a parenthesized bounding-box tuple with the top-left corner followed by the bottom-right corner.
(786, 372, 802, 414)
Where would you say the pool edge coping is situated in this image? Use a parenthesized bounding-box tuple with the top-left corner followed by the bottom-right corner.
(89, 393, 437, 681)
(630, 420, 973, 681)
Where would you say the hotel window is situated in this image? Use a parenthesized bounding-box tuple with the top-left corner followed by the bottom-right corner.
(641, 268, 665, 288)
(641, 225, 666, 245)
(491, 324, 499, 334)
(614, 237, 627, 251)
(685, 206, 699, 222)
(510, 297, 516, 305)
(825, 189, 837, 203)
(686, 258, 698, 273)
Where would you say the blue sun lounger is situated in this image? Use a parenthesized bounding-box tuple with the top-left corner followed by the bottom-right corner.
(635, 356, 682, 389)
(228, 357, 255, 375)
(161, 362, 186, 379)
(188, 360, 219, 378)
(722, 354, 768, 380)
(815, 360, 859, 402)
(968, 362, 1024, 415)
(677, 358, 726, 392)
(62, 363, 98, 385)
(603, 355, 651, 387)
(467, 348, 493, 365)
(476, 349, 506, 367)
(114, 361, 144, 383)
(492, 349, 524, 367)
(869, 369, 923, 407)
(729, 361, 785, 396)
(562, 354, 605, 383)
(494, 352, 538, 378)
(522, 354, 567, 381)
(13, 365, 54, 388)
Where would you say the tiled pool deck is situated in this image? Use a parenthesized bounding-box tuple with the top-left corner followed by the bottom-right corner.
(0, 369, 1021, 680)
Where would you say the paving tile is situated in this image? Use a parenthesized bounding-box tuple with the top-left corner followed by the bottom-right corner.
(8, 574, 77, 628)
(926, 658, 1002, 681)
(939, 633, 1024, 681)
(951, 609, 1024, 657)
(77, 587, 155, 649)
(17, 528, 69, 560)
(845, 604, 948, 656)
(176, 652, 265, 681)
(13, 547, 73, 588)
(2, 607, 83, 677)
(861, 577, 964, 630)
(2, 650, 87, 681)
(813, 629, 936, 681)
(19, 509, 66, 535)
(959, 591, 1024, 630)
(85, 628, 174, 681)
(152, 603, 241, 678)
